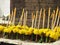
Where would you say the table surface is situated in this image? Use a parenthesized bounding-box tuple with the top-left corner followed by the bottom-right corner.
(0, 38, 60, 45)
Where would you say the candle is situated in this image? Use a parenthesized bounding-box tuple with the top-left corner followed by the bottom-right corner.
(42, 8, 46, 28)
(47, 7, 51, 28)
(38, 8, 42, 29)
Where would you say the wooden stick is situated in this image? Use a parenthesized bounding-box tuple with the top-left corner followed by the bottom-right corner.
(51, 10, 55, 30)
(53, 7, 59, 28)
(34, 10, 38, 28)
(38, 8, 42, 29)
(47, 7, 51, 28)
(56, 11, 60, 26)
(13, 7, 16, 25)
(18, 8, 24, 25)
(42, 8, 46, 28)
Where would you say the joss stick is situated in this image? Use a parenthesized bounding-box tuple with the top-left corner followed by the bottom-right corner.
(47, 7, 51, 28)
(25, 11, 28, 25)
(38, 8, 42, 29)
(23, 12, 25, 40)
(51, 10, 55, 30)
(34, 10, 38, 42)
(13, 7, 16, 25)
(23, 12, 26, 26)
(31, 13, 35, 41)
(59, 23, 60, 26)
(18, 8, 24, 25)
(8, 14, 10, 26)
(42, 9, 46, 28)
(31, 13, 35, 28)
(34, 10, 38, 28)
(10, 10, 14, 25)
(53, 7, 59, 28)
(56, 11, 60, 26)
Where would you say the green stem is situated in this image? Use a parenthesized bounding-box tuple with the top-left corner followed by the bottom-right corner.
(46, 37, 48, 43)
(36, 35, 37, 42)
(16, 33, 18, 39)
(49, 37, 51, 43)
(39, 35, 43, 43)
(3, 32, 5, 38)
(23, 34, 24, 40)
(31, 34, 33, 41)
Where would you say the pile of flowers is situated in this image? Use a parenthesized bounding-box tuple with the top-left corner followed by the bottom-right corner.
(0, 25, 60, 43)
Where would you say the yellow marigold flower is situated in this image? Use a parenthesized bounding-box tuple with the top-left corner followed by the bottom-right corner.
(43, 28, 50, 34)
(21, 25, 29, 29)
(49, 32, 59, 40)
(29, 27, 34, 31)
(12, 28, 19, 33)
(18, 30, 23, 34)
(16, 25, 22, 29)
(29, 27, 34, 32)
(59, 33, 60, 37)
(0, 25, 5, 31)
(53, 26, 60, 32)
(8, 25, 16, 30)
(46, 30, 52, 37)
(18, 29, 26, 34)
(33, 28, 39, 35)
(39, 29, 44, 35)
(25, 29, 33, 35)
(22, 29, 26, 34)
(56, 32, 60, 37)
(25, 30, 29, 35)
(28, 31, 33, 35)
(3, 28, 12, 33)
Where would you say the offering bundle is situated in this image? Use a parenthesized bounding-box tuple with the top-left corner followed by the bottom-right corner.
(0, 7, 60, 43)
